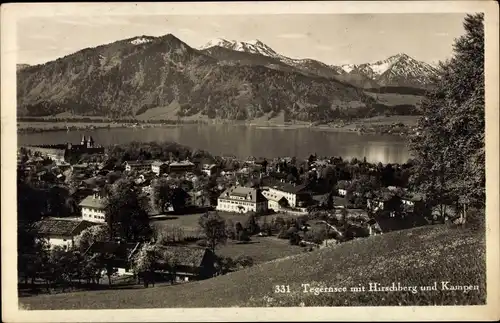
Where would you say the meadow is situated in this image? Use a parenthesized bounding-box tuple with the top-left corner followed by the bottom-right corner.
(20, 223, 486, 309)
(150, 211, 304, 263)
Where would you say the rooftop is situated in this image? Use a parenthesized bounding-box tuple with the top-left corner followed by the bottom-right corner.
(219, 185, 267, 203)
(125, 160, 154, 166)
(85, 241, 142, 260)
(269, 182, 307, 194)
(152, 161, 167, 167)
(169, 161, 195, 167)
(79, 194, 107, 209)
(156, 245, 209, 268)
(33, 219, 98, 237)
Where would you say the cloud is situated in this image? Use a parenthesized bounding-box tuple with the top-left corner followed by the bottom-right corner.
(50, 15, 154, 28)
(316, 44, 334, 51)
(277, 33, 306, 39)
(178, 28, 195, 35)
(27, 34, 56, 41)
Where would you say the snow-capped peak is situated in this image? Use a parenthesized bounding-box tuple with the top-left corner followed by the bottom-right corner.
(246, 39, 264, 45)
(339, 53, 439, 87)
(200, 38, 278, 57)
(340, 53, 436, 76)
(199, 38, 234, 50)
(130, 37, 153, 45)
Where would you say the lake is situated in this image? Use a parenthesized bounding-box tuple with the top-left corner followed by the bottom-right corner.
(17, 125, 411, 164)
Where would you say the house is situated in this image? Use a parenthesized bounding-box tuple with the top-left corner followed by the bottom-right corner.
(155, 245, 217, 282)
(151, 161, 169, 176)
(368, 212, 429, 234)
(263, 191, 290, 212)
(70, 188, 95, 204)
(84, 242, 217, 281)
(201, 164, 218, 176)
(336, 180, 351, 197)
(265, 182, 311, 208)
(124, 160, 154, 172)
(82, 176, 106, 190)
(401, 193, 426, 210)
(84, 241, 143, 275)
(72, 163, 91, 175)
(169, 161, 195, 174)
(32, 218, 99, 249)
(216, 186, 268, 214)
(188, 190, 210, 208)
(79, 192, 107, 223)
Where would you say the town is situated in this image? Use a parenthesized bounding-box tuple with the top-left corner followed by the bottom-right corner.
(18, 134, 462, 291)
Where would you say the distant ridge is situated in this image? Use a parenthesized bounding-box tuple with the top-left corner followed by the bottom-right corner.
(17, 33, 430, 121)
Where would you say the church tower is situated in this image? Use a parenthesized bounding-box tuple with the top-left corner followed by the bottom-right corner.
(87, 136, 95, 148)
(81, 135, 87, 146)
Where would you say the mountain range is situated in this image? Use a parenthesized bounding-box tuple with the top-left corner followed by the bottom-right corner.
(17, 34, 436, 121)
(199, 38, 438, 88)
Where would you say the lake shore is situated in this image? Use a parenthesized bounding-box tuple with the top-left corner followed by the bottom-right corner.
(17, 116, 419, 136)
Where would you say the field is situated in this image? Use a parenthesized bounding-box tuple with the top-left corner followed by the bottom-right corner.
(151, 211, 300, 235)
(20, 223, 486, 309)
(217, 236, 303, 263)
(363, 91, 424, 107)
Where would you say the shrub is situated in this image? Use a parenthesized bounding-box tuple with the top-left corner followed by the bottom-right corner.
(196, 239, 208, 247)
(289, 232, 301, 246)
(277, 227, 288, 239)
(234, 255, 254, 268)
(304, 227, 328, 244)
(237, 229, 251, 242)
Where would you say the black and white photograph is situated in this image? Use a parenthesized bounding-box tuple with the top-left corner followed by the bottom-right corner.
(2, 1, 499, 322)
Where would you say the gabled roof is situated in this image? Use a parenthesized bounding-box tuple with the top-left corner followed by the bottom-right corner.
(156, 245, 210, 268)
(219, 186, 267, 203)
(263, 190, 288, 203)
(269, 182, 307, 194)
(169, 161, 195, 167)
(402, 192, 425, 202)
(151, 161, 167, 167)
(125, 160, 154, 166)
(79, 194, 106, 209)
(202, 164, 217, 170)
(33, 219, 98, 237)
(85, 241, 142, 260)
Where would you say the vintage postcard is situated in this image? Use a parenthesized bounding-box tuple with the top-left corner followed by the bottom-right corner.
(2, 1, 499, 322)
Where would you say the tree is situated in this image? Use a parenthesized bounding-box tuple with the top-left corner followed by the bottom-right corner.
(409, 14, 484, 223)
(237, 229, 251, 242)
(152, 178, 172, 214)
(131, 244, 160, 288)
(170, 186, 189, 213)
(225, 219, 236, 240)
(289, 231, 301, 245)
(244, 213, 260, 235)
(81, 253, 104, 285)
(45, 246, 79, 292)
(102, 253, 118, 286)
(198, 211, 228, 253)
(75, 225, 109, 253)
(235, 222, 244, 236)
(105, 178, 152, 241)
(18, 238, 50, 286)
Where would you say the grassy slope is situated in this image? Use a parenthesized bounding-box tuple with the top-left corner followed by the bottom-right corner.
(21, 224, 485, 309)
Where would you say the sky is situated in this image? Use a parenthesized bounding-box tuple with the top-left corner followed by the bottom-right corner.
(17, 13, 468, 66)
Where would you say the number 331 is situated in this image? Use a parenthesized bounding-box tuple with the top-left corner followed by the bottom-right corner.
(274, 285, 290, 293)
